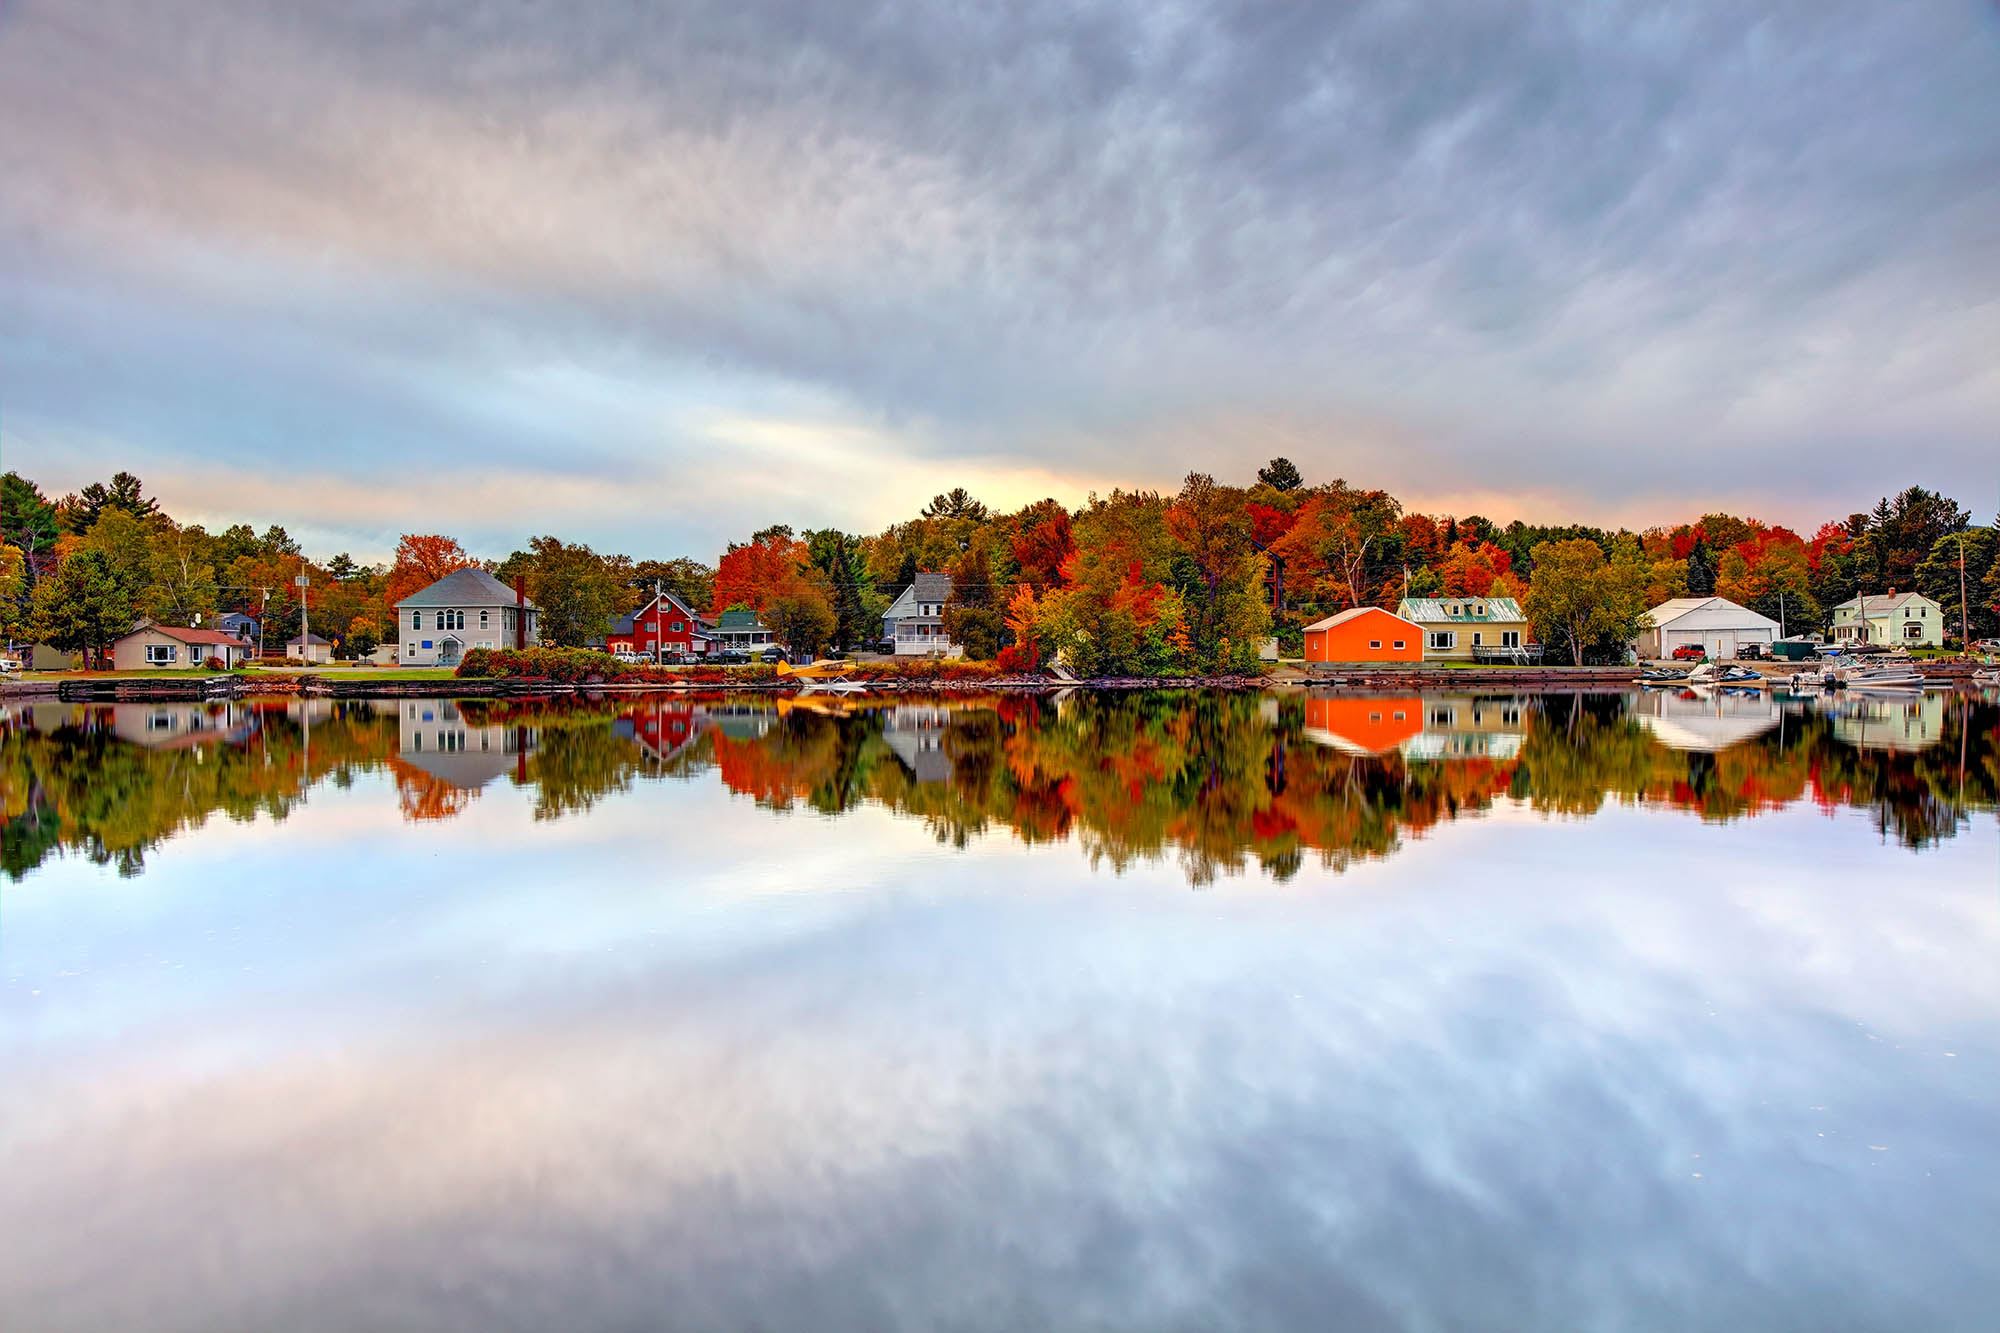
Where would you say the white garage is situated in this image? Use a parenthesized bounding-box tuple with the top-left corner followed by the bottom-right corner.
(1633, 596, 1781, 661)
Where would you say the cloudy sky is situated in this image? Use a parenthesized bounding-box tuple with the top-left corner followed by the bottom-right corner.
(2, 1, 1995, 563)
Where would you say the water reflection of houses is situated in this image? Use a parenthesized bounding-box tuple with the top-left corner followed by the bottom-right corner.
(110, 702, 260, 751)
(1628, 689, 1781, 752)
(1300, 694, 1528, 760)
(1301, 696, 1423, 755)
(1401, 695, 1528, 760)
(394, 700, 539, 788)
(613, 699, 704, 764)
(1823, 693, 1945, 752)
(883, 704, 955, 782)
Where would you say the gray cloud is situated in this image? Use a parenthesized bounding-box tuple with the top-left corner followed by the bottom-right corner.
(1, 0, 1995, 558)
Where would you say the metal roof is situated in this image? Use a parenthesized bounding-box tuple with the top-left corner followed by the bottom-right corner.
(1398, 596, 1524, 623)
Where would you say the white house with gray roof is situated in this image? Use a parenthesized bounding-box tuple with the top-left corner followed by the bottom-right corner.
(395, 567, 539, 666)
(882, 572, 961, 656)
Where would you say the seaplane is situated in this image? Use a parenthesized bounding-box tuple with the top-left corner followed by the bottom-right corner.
(775, 659, 874, 695)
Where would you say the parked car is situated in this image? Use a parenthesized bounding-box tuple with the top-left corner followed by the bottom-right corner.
(613, 650, 646, 664)
(715, 648, 749, 665)
(1971, 638, 2000, 656)
(1671, 644, 1706, 661)
(757, 648, 791, 665)
(0, 657, 20, 673)
(874, 638, 896, 655)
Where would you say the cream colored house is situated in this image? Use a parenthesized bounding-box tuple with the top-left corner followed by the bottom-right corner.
(109, 623, 255, 670)
(1397, 596, 1534, 662)
(395, 568, 540, 667)
(1830, 591, 1943, 648)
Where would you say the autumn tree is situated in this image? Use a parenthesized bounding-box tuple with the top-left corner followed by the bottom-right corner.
(942, 543, 1004, 660)
(386, 534, 479, 605)
(763, 570, 837, 657)
(1166, 472, 1269, 670)
(713, 530, 808, 615)
(519, 536, 621, 648)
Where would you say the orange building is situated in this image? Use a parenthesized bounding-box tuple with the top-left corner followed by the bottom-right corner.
(1302, 607, 1425, 665)
(1302, 696, 1424, 754)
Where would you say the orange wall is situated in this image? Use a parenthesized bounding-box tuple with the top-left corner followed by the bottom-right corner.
(1304, 608, 1425, 663)
(1303, 696, 1424, 753)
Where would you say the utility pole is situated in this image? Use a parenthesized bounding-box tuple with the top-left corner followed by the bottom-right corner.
(295, 573, 311, 664)
(1958, 532, 1970, 650)
(258, 587, 270, 660)
(653, 580, 663, 668)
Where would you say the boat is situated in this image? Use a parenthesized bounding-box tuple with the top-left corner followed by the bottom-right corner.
(1689, 662, 1762, 685)
(1969, 668, 1998, 687)
(1840, 663, 1925, 691)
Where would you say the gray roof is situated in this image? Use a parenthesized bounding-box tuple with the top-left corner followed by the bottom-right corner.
(1398, 596, 1525, 623)
(395, 567, 537, 609)
(888, 572, 954, 620)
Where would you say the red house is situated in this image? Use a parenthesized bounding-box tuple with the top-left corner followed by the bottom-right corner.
(604, 590, 713, 658)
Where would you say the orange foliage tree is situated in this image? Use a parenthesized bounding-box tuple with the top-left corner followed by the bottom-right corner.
(386, 534, 479, 605)
(712, 532, 808, 614)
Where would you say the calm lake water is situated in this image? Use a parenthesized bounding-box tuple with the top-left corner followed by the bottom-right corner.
(3, 687, 1997, 1331)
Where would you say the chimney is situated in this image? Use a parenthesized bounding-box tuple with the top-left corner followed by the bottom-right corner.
(515, 577, 527, 650)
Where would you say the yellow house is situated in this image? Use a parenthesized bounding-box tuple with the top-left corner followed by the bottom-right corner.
(1396, 596, 1536, 662)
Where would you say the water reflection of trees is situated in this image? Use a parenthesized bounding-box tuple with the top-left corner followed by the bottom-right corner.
(3, 691, 1995, 882)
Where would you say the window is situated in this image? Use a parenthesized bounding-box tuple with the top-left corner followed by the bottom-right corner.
(644, 621, 657, 632)
(146, 644, 177, 664)
(148, 711, 174, 731)
(1502, 631, 1520, 648)
(1393, 640, 1405, 649)
(671, 621, 684, 633)
(1449, 604, 1460, 615)
(1428, 631, 1456, 650)
(479, 610, 489, 629)
(1369, 640, 1381, 649)
(1472, 632, 1483, 646)
(1476, 604, 1485, 616)
(412, 611, 422, 630)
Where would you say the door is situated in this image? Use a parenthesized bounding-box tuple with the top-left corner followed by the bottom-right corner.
(438, 637, 462, 666)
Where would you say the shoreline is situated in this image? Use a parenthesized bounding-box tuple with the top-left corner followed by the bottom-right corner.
(9, 659, 1987, 702)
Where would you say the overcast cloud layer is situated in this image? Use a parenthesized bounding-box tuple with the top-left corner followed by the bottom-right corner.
(2, 0, 1996, 561)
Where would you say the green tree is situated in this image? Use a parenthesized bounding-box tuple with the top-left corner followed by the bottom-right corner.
(921, 488, 989, 523)
(31, 550, 135, 665)
(525, 537, 620, 648)
(0, 473, 60, 585)
(1524, 537, 1651, 665)
(1256, 457, 1304, 492)
(805, 529, 878, 649)
(1915, 527, 1998, 643)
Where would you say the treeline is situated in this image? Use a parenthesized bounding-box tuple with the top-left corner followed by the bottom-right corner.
(2, 464, 1993, 667)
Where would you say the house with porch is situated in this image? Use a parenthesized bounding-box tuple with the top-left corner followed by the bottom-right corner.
(217, 611, 260, 651)
(605, 590, 714, 658)
(712, 608, 777, 654)
(882, 572, 961, 656)
(1397, 596, 1537, 662)
(394, 568, 539, 667)
(109, 623, 256, 670)
(1830, 590, 1944, 648)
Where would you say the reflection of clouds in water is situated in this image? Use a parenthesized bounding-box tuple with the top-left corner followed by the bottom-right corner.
(1, 797, 1996, 1330)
